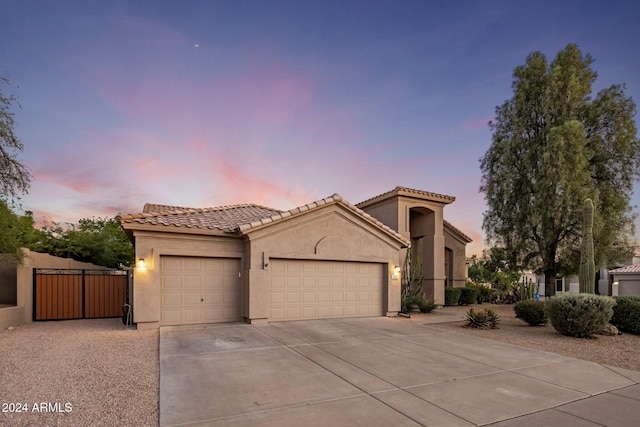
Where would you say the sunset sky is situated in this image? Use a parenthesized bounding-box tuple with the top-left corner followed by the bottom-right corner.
(3, 0, 639, 255)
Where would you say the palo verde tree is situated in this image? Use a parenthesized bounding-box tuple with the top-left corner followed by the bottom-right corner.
(0, 76, 31, 204)
(480, 44, 640, 297)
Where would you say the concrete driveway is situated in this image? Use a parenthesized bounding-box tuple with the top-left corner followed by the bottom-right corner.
(160, 317, 640, 426)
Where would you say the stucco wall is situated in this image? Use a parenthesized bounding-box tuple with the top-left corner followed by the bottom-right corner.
(444, 230, 467, 288)
(0, 249, 107, 329)
(356, 198, 399, 232)
(132, 231, 244, 329)
(243, 205, 404, 323)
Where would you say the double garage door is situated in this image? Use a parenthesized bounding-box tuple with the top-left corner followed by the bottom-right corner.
(160, 256, 384, 325)
(269, 259, 384, 321)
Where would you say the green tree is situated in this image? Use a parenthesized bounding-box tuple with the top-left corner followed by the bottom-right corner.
(31, 217, 134, 268)
(480, 44, 639, 297)
(0, 200, 38, 263)
(0, 77, 31, 204)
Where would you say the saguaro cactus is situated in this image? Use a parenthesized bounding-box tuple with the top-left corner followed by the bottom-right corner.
(579, 198, 596, 294)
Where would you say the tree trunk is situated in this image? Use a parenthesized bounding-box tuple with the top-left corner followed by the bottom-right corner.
(544, 270, 556, 297)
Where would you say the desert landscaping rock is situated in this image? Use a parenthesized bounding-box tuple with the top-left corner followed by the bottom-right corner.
(0, 319, 158, 427)
(430, 304, 640, 372)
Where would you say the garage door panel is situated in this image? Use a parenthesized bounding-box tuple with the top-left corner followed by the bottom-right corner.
(162, 309, 182, 323)
(270, 259, 383, 321)
(162, 275, 182, 290)
(162, 292, 182, 306)
(271, 291, 285, 304)
(183, 292, 203, 305)
(160, 256, 240, 326)
(287, 292, 300, 303)
(184, 276, 202, 289)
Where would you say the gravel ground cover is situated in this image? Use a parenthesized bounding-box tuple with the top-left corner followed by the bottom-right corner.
(425, 303, 640, 372)
(0, 318, 158, 427)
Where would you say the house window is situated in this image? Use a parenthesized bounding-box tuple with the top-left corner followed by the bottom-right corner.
(555, 278, 563, 292)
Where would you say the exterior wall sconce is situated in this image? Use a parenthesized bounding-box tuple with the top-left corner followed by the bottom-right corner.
(138, 258, 146, 269)
(392, 265, 401, 280)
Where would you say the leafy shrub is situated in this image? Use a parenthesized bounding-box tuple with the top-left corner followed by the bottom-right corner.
(545, 293, 616, 338)
(459, 287, 478, 305)
(444, 287, 462, 306)
(465, 308, 500, 329)
(513, 300, 547, 326)
(401, 295, 416, 313)
(611, 296, 640, 335)
(415, 296, 437, 313)
(467, 283, 494, 304)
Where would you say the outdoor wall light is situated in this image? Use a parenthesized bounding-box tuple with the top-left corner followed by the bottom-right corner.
(392, 265, 401, 280)
(138, 258, 146, 269)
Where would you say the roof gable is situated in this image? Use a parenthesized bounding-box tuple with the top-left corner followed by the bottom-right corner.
(356, 186, 455, 208)
(444, 220, 473, 243)
(237, 194, 410, 247)
(117, 194, 410, 247)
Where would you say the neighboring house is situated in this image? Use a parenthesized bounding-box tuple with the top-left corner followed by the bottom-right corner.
(117, 186, 471, 329)
(610, 247, 640, 296)
(550, 247, 640, 296)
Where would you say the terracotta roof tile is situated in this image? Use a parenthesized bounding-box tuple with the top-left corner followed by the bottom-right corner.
(611, 264, 640, 274)
(118, 204, 283, 232)
(234, 193, 410, 246)
(118, 194, 410, 246)
(356, 186, 455, 208)
(444, 220, 473, 243)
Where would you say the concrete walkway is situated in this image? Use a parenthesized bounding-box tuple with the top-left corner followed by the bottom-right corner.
(159, 317, 640, 426)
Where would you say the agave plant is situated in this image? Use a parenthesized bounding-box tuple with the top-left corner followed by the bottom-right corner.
(465, 308, 500, 329)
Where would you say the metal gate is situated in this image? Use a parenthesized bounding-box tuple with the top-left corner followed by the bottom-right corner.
(33, 269, 130, 321)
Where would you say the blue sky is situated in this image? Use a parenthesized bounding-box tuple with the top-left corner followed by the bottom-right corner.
(2, 0, 639, 255)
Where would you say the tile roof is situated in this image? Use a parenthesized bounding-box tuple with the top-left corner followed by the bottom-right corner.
(356, 186, 455, 208)
(142, 203, 195, 214)
(118, 204, 284, 232)
(444, 220, 473, 243)
(235, 194, 411, 246)
(610, 264, 640, 274)
(117, 195, 411, 246)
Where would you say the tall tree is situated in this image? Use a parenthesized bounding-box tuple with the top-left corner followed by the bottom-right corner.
(480, 44, 640, 297)
(0, 77, 31, 204)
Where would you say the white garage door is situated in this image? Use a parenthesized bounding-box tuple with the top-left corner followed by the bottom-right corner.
(160, 256, 241, 326)
(269, 259, 384, 321)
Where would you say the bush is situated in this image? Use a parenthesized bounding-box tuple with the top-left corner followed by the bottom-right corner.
(444, 287, 462, 306)
(465, 308, 500, 329)
(611, 296, 640, 335)
(415, 296, 437, 313)
(545, 293, 616, 338)
(467, 283, 494, 304)
(401, 295, 416, 313)
(459, 287, 478, 305)
(513, 300, 547, 326)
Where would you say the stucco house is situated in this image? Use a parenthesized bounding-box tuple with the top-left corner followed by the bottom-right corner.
(117, 186, 471, 329)
(610, 247, 640, 296)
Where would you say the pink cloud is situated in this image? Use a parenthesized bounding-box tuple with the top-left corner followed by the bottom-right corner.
(462, 117, 492, 129)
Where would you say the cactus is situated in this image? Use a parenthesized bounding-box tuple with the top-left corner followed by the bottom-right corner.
(579, 198, 596, 294)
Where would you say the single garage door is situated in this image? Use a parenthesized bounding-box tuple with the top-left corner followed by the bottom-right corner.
(269, 259, 384, 321)
(160, 256, 241, 326)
